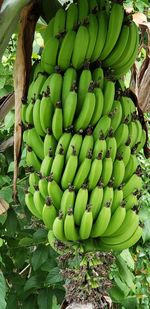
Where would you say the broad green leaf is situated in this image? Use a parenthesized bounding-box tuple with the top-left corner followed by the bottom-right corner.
(24, 275, 42, 291)
(45, 267, 63, 286)
(116, 256, 135, 292)
(142, 219, 150, 243)
(109, 286, 125, 302)
(19, 237, 34, 247)
(31, 245, 49, 271)
(120, 249, 135, 270)
(0, 213, 7, 225)
(114, 274, 129, 296)
(37, 289, 53, 309)
(0, 187, 13, 203)
(0, 271, 7, 309)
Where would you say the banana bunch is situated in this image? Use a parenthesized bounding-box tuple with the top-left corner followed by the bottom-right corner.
(21, 0, 146, 254)
(40, 0, 139, 78)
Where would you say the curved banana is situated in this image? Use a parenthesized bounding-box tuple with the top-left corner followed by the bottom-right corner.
(117, 138, 131, 167)
(60, 185, 75, 215)
(79, 205, 93, 240)
(52, 101, 63, 141)
(90, 88, 104, 126)
(114, 122, 129, 148)
(92, 67, 104, 89)
(72, 25, 89, 70)
(66, 130, 83, 162)
(100, 3, 124, 60)
(40, 92, 54, 133)
(64, 208, 79, 241)
(25, 100, 34, 125)
(25, 192, 41, 219)
(26, 147, 41, 172)
(63, 86, 77, 129)
(86, 14, 98, 61)
(102, 204, 126, 237)
(33, 98, 45, 137)
(91, 10, 107, 62)
(106, 129, 117, 162)
(79, 127, 94, 164)
(40, 148, 53, 176)
(49, 73, 62, 106)
(62, 67, 77, 106)
(73, 150, 92, 190)
(74, 184, 88, 225)
(89, 182, 104, 220)
(48, 177, 63, 210)
(111, 187, 124, 214)
(100, 183, 114, 209)
(53, 211, 66, 242)
(78, 0, 89, 23)
(93, 114, 111, 141)
(55, 131, 72, 155)
(27, 128, 44, 160)
(39, 176, 48, 199)
(74, 89, 95, 131)
(124, 193, 138, 210)
(42, 197, 57, 230)
(58, 31, 76, 71)
(61, 146, 78, 190)
(91, 203, 111, 237)
(128, 121, 138, 149)
(41, 37, 59, 74)
(44, 17, 55, 44)
(88, 152, 103, 191)
(29, 172, 39, 191)
(50, 145, 65, 184)
(123, 174, 143, 198)
(110, 100, 122, 132)
(101, 150, 113, 186)
(76, 68, 92, 115)
(44, 130, 57, 156)
(102, 80, 115, 115)
(123, 154, 139, 182)
(53, 8, 66, 37)
(135, 129, 146, 154)
(93, 132, 106, 159)
(112, 155, 125, 188)
(66, 3, 78, 32)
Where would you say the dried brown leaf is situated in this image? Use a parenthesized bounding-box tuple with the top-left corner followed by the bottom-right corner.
(0, 198, 9, 215)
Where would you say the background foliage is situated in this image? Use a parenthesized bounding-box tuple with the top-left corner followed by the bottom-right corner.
(0, 0, 150, 308)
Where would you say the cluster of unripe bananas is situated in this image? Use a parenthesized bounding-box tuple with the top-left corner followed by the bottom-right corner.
(21, 0, 146, 252)
(41, 0, 139, 78)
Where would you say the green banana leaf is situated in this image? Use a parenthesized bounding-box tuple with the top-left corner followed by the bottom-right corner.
(0, 0, 62, 60)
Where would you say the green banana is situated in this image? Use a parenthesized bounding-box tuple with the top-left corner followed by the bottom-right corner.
(49, 73, 62, 106)
(114, 122, 129, 148)
(52, 101, 63, 141)
(27, 128, 44, 160)
(124, 193, 138, 210)
(102, 80, 115, 115)
(55, 131, 72, 155)
(89, 182, 104, 220)
(102, 203, 126, 237)
(61, 146, 78, 190)
(100, 226, 142, 251)
(39, 176, 48, 199)
(66, 3, 78, 32)
(103, 24, 130, 67)
(33, 187, 45, 216)
(110, 100, 122, 132)
(123, 174, 143, 199)
(26, 147, 41, 172)
(60, 185, 75, 215)
(62, 67, 77, 106)
(91, 202, 111, 237)
(64, 208, 79, 241)
(44, 16, 55, 44)
(73, 150, 92, 190)
(128, 121, 138, 149)
(90, 88, 104, 126)
(112, 21, 138, 69)
(88, 152, 103, 191)
(93, 132, 106, 159)
(86, 14, 98, 61)
(135, 129, 146, 153)
(92, 67, 104, 89)
(91, 10, 107, 62)
(120, 96, 133, 123)
(74, 87, 95, 131)
(25, 100, 34, 125)
(76, 68, 92, 115)
(66, 130, 83, 162)
(21, 102, 27, 125)
(106, 129, 117, 162)
(117, 137, 131, 167)
(89, 0, 98, 13)
(101, 150, 113, 186)
(123, 154, 139, 182)
(100, 3, 124, 60)
(78, 0, 89, 23)
(29, 172, 39, 192)
(112, 155, 125, 188)
(58, 31, 76, 71)
(100, 182, 114, 209)
(72, 25, 89, 70)
(93, 113, 112, 140)
(40, 92, 54, 133)
(40, 148, 53, 176)
(41, 37, 59, 74)
(74, 184, 88, 225)
(111, 187, 124, 214)
(27, 73, 47, 102)
(53, 8, 66, 37)
(79, 205, 93, 240)
(48, 177, 63, 210)
(42, 197, 57, 230)
(79, 127, 94, 164)
(33, 98, 45, 137)
(25, 191, 42, 219)
(53, 211, 66, 242)
(40, 74, 53, 96)
(63, 85, 77, 129)
(44, 130, 57, 157)
(134, 118, 143, 147)
(50, 145, 64, 184)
